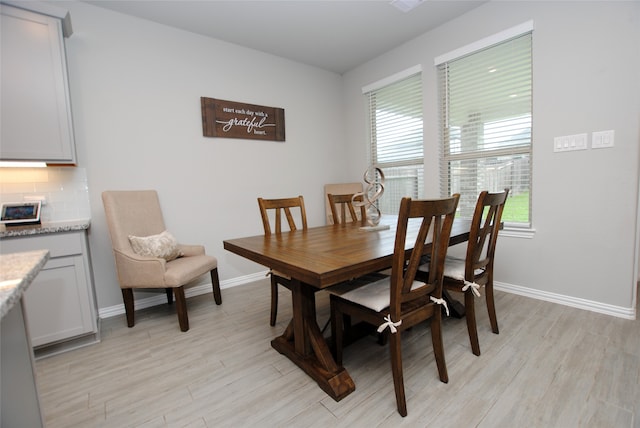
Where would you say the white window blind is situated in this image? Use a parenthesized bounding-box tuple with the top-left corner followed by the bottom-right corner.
(438, 31, 532, 227)
(365, 71, 423, 215)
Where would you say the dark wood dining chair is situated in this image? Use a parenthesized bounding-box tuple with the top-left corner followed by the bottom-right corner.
(330, 194, 460, 417)
(418, 189, 509, 356)
(257, 195, 307, 326)
(327, 193, 366, 225)
(324, 182, 363, 224)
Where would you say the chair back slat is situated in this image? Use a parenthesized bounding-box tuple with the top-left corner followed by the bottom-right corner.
(465, 189, 509, 282)
(258, 196, 307, 235)
(324, 183, 363, 223)
(327, 193, 366, 225)
(389, 195, 460, 318)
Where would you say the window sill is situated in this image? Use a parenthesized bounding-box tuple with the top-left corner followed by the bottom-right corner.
(500, 226, 535, 239)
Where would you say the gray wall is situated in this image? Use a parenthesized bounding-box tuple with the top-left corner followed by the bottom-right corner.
(343, 1, 640, 314)
(62, 2, 350, 309)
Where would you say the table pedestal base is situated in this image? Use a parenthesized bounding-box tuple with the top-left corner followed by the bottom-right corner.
(443, 290, 466, 318)
(271, 336, 355, 401)
(271, 279, 356, 402)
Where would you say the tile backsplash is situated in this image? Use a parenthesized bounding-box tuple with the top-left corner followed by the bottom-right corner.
(0, 167, 91, 222)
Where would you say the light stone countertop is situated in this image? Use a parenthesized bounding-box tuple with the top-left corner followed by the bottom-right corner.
(0, 250, 50, 319)
(0, 219, 90, 239)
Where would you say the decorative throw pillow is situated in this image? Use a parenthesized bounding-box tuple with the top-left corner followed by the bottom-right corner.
(128, 230, 183, 261)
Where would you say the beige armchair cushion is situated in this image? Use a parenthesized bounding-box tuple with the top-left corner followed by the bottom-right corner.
(128, 230, 184, 261)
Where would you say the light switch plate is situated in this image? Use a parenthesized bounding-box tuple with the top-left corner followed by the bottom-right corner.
(592, 130, 614, 149)
(554, 133, 588, 152)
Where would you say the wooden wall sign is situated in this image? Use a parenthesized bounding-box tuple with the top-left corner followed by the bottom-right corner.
(201, 97, 285, 141)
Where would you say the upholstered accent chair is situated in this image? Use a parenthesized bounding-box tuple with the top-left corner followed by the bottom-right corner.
(102, 190, 221, 332)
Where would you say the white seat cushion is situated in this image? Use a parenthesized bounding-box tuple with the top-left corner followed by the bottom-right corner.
(337, 277, 425, 312)
(327, 272, 390, 297)
(442, 256, 466, 280)
(418, 256, 481, 281)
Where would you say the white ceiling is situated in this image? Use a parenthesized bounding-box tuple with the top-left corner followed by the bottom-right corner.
(84, 0, 486, 74)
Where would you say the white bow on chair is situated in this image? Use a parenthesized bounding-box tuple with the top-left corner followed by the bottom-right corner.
(462, 280, 481, 297)
(430, 296, 450, 316)
(377, 315, 402, 333)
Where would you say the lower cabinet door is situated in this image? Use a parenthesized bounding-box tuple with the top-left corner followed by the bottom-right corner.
(22, 255, 94, 347)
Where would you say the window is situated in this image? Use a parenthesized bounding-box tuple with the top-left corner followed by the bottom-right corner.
(437, 24, 533, 227)
(364, 67, 423, 215)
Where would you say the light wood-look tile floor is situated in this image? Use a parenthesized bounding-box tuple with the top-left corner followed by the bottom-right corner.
(35, 279, 640, 427)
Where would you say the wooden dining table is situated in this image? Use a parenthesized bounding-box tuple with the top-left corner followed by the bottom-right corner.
(223, 216, 472, 402)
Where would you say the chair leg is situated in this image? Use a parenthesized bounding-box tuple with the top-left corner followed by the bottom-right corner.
(174, 286, 189, 332)
(122, 288, 135, 328)
(270, 275, 278, 326)
(389, 331, 407, 417)
(485, 282, 499, 334)
(330, 298, 344, 365)
(377, 323, 388, 346)
(430, 311, 449, 384)
(465, 290, 480, 356)
(165, 288, 173, 304)
(210, 268, 222, 305)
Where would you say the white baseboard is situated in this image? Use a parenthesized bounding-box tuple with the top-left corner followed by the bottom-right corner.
(495, 281, 636, 320)
(98, 273, 636, 321)
(98, 271, 267, 319)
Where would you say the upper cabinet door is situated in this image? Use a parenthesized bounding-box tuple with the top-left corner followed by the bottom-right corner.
(1, 4, 76, 164)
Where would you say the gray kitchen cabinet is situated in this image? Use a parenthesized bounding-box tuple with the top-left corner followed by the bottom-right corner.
(0, 3, 76, 164)
(1, 251, 49, 428)
(0, 230, 98, 349)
